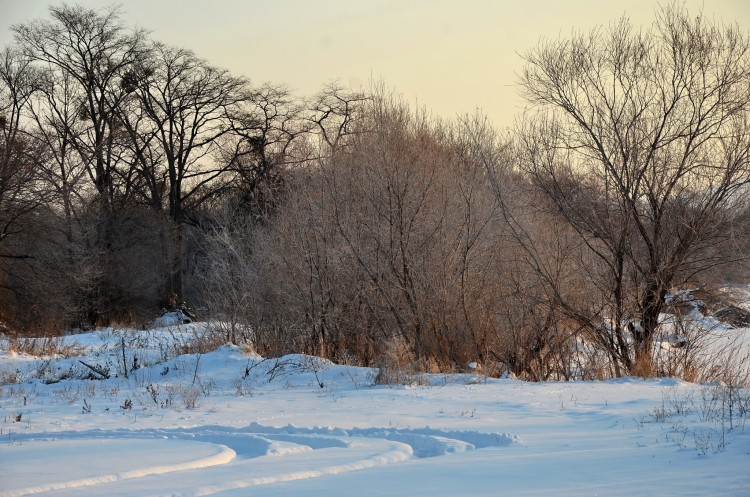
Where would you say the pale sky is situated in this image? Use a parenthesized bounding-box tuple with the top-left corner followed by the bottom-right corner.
(1, 0, 748, 129)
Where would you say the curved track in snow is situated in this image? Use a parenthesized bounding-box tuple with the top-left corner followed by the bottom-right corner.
(0, 423, 516, 497)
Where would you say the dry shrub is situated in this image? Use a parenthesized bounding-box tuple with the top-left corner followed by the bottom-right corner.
(372, 336, 426, 385)
(0, 370, 19, 385)
(241, 92, 513, 373)
(569, 344, 610, 381)
(631, 354, 656, 379)
(660, 311, 750, 386)
(699, 349, 750, 388)
(681, 364, 700, 384)
(174, 329, 228, 355)
(14, 318, 68, 338)
(479, 361, 506, 378)
(239, 341, 256, 355)
(244, 322, 304, 359)
(420, 356, 444, 375)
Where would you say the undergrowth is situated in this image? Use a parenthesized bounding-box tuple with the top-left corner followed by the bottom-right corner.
(640, 383, 750, 455)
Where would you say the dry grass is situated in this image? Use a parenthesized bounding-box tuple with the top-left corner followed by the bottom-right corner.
(4, 336, 84, 358)
(371, 336, 429, 386)
(631, 355, 657, 379)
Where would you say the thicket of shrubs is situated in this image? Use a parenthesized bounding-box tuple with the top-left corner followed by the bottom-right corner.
(2, 4, 750, 382)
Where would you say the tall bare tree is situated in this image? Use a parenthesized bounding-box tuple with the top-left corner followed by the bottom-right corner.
(513, 4, 750, 375)
(12, 5, 151, 324)
(0, 47, 44, 262)
(13, 4, 147, 210)
(127, 42, 246, 300)
(131, 43, 245, 224)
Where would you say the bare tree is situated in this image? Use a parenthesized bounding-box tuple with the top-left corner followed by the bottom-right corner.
(0, 47, 44, 262)
(221, 82, 309, 219)
(11, 4, 152, 325)
(132, 42, 246, 225)
(198, 209, 259, 346)
(13, 4, 148, 210)
(0, 47, 46, 326)
(513, 4, 750, 375)
(128, 42, 246, 300)
(309, 82, 370, 154)
(117, 65, 165, 211)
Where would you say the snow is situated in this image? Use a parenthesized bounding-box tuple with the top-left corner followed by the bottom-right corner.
(150, 310, 192, 328)
(2, 439, 235, 496)
(1, 325, 749, 496)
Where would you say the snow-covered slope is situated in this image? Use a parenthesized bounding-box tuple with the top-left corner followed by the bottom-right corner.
(1, 326, 748, 496)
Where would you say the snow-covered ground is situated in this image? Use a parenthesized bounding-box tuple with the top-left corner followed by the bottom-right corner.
(1, 325, 748, 497)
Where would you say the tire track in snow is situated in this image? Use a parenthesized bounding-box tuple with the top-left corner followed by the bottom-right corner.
(2, 424, 517, 496)
(0, 439, 236, 497)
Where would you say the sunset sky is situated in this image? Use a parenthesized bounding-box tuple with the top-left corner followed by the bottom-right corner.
(1, 0, 748, 129)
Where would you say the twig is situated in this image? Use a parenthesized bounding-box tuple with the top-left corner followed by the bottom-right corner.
(78, 360, 110, 379)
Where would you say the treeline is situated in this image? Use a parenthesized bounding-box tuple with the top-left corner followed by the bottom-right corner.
(0, 4, 312, 329)
(2, 4, 750, 380)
